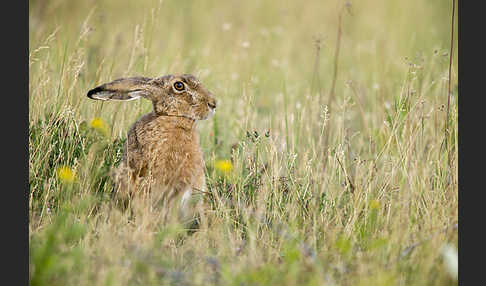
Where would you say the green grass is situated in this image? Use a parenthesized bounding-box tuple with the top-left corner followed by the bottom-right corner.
(29, 0, 458, 285)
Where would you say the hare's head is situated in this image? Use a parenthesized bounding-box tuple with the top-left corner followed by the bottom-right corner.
(87, 74, 217, 120)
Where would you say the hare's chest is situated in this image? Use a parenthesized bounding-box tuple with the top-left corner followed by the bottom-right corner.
(134, 129, 204, 183)
(137, 129, 196, 161)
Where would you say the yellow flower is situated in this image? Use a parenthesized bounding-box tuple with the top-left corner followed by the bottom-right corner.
(215, 160, 233, 174)
(369, 199, 380, 210)
(89, 117, 109, 137)
(57, 166, 76, 184)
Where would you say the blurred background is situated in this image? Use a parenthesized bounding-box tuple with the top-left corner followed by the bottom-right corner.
(29, 0, 457, 136)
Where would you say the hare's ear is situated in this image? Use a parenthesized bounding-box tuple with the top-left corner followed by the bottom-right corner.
(87, 77, 154, 101)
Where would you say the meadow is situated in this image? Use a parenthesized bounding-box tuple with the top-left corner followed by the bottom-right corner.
(29, 0, 458, 285)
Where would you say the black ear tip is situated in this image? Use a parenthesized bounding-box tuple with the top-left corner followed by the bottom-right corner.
(87, 86, 104, 99)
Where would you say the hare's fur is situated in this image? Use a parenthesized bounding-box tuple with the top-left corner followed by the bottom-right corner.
(87, 74, 216, 215)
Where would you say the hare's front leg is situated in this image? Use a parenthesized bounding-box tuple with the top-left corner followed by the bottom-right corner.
(111, 161, 135, 202)
(179, 175, 206, 224)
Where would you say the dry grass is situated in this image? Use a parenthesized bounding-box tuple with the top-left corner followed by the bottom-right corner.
(29, 0, 458, 285)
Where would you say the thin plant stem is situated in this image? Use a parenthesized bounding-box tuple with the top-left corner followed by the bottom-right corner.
(445, 0, 456, 167)
(322, 4, 347, 162)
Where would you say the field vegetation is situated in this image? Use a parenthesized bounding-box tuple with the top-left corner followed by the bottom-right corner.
(29, 0, 458, 285)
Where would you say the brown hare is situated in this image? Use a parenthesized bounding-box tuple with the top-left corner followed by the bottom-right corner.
(87, 74, 216, 220)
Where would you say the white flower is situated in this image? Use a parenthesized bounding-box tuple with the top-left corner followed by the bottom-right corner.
(260, 28, 270, 37)
(241, 41, 250, 48)
(441, 244, 458, 280)
(384, 101, 391, 110)
(222, 23, 232, 31)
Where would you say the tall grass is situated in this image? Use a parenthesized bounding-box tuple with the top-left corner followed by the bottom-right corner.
(29, 0, 458, 285)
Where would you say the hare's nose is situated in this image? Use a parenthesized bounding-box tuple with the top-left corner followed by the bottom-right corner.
(208, 100, 217, 109)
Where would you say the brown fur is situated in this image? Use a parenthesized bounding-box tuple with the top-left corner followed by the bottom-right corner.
(87, 74, 216, 215)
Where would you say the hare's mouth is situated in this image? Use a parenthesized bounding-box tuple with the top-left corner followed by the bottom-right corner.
(206, 101, 216, 118)
(204, 107, 215, 120)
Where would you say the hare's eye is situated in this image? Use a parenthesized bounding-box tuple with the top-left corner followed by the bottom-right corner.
(173, 81, 185, 91)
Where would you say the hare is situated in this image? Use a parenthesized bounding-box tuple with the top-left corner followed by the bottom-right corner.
(87, 74, 216, 220)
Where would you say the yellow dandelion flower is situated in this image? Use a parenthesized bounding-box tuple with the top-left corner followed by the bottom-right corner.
(89, 117, 109, 137)
(56, 166, 76, 184)
(215, 160, 233, 173)
(369, 199, 380, 210)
